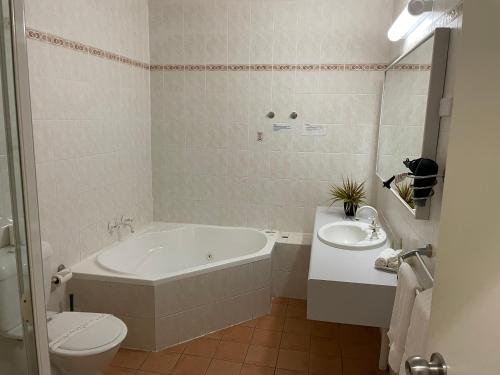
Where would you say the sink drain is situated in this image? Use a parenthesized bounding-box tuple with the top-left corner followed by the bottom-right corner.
(207, 253, 214, 261)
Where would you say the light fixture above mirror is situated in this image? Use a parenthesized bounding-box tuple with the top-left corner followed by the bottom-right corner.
(388, 0, 434, 41)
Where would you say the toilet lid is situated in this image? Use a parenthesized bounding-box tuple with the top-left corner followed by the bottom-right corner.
(48, 312, 125, 352)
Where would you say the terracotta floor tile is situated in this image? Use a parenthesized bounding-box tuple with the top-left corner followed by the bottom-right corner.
(280, 332, 310, 352)
(184, 337, 219, 358)
(222, 325, 254, 343)
(309, 353, 342, 375)
(310, 336, 341, 357)
(283, 318, 311, 335)
(286, 304, 307, 319)
(272, 297, 289, 305)
(341, 341, 380, 362)
(311, 321, 339, 339)
(206, 359, 242, 375)
(256, 315, 285, 331)
(214, 341, 249, 362)
(276, 349, 309, 372)
(275, 369, 308, 375)
(240, 363, 275, 375)
(111, 349, 149, 369)
(205, 330, 224, 340)
(270, 303, 287, 317)
(339, 324, 379, 345)
(104, 366, 135, 375)
(172, 355, 211, 375)
(240, 319, 258, 327)
(245, 345, 279, 367)
(164, 343, 188, 354)
(342, 357, 382, 375)
(251, 329, 282, 348)
(140, 351, 180, 373)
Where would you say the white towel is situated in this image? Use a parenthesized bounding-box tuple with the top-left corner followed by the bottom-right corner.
(388, 262, 421, 372)
(399, 288, 433, 375)
(375, 248, 401, 268)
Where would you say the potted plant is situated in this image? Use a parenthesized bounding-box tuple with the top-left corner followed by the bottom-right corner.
(395, 182, 415, 209)
(329, 177, 367, 217)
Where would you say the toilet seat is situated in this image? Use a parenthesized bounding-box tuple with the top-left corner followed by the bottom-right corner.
(48, 312, 127, 357)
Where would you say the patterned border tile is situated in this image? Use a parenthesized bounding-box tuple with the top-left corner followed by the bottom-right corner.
(25, 28, 149, 70)
(24, 27, 442, 74)
(150, 63, 390, 72)
(389, 63, 432, 71)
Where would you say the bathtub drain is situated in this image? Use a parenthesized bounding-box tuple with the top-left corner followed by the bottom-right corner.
(207, 253, 214, 261)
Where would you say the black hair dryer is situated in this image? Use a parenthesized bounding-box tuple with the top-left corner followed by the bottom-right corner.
(404, 158, 438, 206)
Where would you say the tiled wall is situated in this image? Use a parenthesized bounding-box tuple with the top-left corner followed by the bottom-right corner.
(376, 0, 463, 259)
(272, 234, 312, 300)
(150, 0, 395, 233)
(23, 0, 153, 309)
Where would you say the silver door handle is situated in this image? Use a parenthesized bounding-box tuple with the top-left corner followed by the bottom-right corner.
(405, 353, 447, 375)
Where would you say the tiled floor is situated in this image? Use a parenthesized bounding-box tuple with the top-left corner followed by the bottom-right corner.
(106, 298, 389, 375)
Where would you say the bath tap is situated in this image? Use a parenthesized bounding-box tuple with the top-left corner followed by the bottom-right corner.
(120, 216, 135, 233)
(108, 219, 120, 234)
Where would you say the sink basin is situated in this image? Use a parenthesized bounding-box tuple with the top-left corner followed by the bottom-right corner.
(317, 221, 386, 250)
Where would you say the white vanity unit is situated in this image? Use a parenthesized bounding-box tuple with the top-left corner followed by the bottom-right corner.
(307, 207, 397, 328)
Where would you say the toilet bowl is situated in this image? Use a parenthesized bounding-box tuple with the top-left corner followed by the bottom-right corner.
(0, 242, 128, 375)
(48, 312, 127, 375)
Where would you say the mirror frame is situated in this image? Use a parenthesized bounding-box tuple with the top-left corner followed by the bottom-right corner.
(376, 28, 450, 220)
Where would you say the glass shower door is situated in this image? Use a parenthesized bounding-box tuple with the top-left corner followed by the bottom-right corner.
(0, 0, 42, 373)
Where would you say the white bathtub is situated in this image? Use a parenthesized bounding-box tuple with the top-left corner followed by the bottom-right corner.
(70, 222, 277, 350)
(73, 222, 277, 285)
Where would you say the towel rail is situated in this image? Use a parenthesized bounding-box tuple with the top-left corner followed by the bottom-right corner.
(400, 244, 434, 291)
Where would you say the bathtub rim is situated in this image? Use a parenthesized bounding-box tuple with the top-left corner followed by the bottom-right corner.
(71, 222, 279, 286)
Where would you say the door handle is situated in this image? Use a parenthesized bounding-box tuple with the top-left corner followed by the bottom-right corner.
(405, 353, 447, 374)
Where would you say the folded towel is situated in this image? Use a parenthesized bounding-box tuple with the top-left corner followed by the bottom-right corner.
(388, 262, 421, 372)
(399, 288, 433, 375)
(375, 248, 401, 269)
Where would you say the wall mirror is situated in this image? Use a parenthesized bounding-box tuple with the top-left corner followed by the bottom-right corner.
(376, 28, 450, 220)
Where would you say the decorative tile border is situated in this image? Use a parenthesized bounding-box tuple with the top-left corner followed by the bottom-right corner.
(390, 63, 432, 71)
(27, 10, 459, 76)
(25, 28, 149, 70)
(26, 28, 392, 73)
(150, 63, 390, 72)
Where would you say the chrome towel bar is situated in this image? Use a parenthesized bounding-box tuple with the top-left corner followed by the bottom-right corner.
(400, 244, 434, 290)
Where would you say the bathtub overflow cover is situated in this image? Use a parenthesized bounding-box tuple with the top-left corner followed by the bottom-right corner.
(207, 253, 214, 261)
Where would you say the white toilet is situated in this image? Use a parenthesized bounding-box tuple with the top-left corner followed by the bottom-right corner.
(0, 242, 128, 375)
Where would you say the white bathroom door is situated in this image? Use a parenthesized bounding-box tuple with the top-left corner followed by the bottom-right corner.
(405, 1, 500, 374)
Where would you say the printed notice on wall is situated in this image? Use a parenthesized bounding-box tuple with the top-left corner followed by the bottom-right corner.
(302, 124, 326, 136)
(272, 123, 293, 132)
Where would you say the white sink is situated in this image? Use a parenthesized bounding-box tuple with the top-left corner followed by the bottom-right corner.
(317, 221, 386, 250)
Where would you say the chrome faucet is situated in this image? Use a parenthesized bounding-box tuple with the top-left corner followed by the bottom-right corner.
(355, 205, 379, 222)
(120, 216, 135, 233)
(368, 217, 381, 240)
(108, 218, 120, 234)
(107, 216, 135, 234)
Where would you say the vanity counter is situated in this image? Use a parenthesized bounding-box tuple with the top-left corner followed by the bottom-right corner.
(307, 207, 397, 328)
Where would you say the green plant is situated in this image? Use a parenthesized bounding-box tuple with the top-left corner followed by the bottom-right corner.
(329, 177, 367, 212)
(395, 182, 415, 209)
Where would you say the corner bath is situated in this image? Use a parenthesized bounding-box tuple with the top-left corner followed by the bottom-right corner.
(69, 223, 277, 351)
